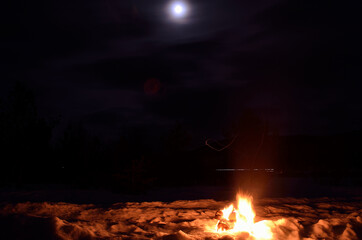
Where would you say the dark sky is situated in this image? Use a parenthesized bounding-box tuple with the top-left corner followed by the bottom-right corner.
(2, 0, 362, 141)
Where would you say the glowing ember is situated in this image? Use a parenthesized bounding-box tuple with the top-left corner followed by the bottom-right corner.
(213, 193, 273, 239)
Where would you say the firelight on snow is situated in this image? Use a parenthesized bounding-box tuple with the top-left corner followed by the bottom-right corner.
(1, 196, 361, 239)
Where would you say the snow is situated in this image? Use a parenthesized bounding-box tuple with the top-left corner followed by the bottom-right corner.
(1, 197, 361, 239)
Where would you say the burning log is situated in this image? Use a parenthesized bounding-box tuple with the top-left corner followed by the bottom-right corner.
(215, 209, 237, 231)
(229, 211, 236, 222)
(215, 210, 223, 220)
(217, 219, 231, 231)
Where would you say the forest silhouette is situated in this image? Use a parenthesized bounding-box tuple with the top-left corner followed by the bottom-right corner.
(0, 82, 361, 192)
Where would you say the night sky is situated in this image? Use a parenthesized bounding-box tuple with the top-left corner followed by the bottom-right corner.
(2, 0, 362, 143)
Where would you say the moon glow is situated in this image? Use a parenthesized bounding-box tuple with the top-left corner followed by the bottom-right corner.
(170, 2, 187, 18)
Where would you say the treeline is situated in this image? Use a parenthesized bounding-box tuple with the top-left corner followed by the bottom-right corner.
(0, 83, 55, 186)
(1, 83, 361, 191)
(0, 83, 196, 191)
(278, 133, 362, 175)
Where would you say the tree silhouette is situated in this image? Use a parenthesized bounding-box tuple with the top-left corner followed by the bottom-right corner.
(0, 82, 54, 185)
(163, 123, 192, 154)
(155, 123, 192, 185)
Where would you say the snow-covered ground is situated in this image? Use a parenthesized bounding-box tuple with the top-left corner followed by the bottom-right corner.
(1, 196, 361, 239)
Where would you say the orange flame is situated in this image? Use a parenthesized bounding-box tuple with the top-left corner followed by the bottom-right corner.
(213, 193, 273, 239)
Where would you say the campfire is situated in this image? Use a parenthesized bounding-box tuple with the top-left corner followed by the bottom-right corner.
(212, 193, 273, 239)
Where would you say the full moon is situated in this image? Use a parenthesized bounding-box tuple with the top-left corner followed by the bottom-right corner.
(174, 5, 183, 14)
(170, 2, 187, 18)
